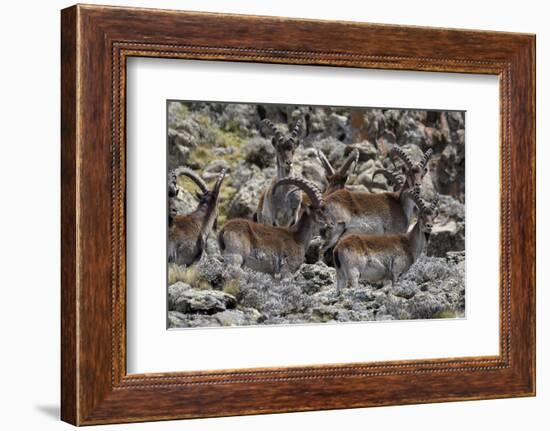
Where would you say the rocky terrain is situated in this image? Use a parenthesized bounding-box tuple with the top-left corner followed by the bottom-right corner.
(167, 101, 466, 328)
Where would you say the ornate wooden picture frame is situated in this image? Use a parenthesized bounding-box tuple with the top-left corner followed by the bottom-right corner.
(61, 4, 535, 425)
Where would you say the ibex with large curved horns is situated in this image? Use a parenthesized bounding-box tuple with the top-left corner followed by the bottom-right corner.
(219, 177, 327, 276)
(168, 168, 226, 267)
(390, 146, 433, 190)
(317, 149, 359, 196)
(254, 119, 303, 227)
(333, 188, 439, 292)
(317, 167, 417, 257)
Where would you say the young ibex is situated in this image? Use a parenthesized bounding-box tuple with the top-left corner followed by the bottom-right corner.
(317, 149, 359, 195)
(219, 177, 326, 276)
(255, 119, 303, 227)
(168, 168, 226, 267)
(333, 188, 439, 292)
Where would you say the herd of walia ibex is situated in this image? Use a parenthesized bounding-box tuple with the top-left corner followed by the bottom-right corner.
(168, 117, 438, 293)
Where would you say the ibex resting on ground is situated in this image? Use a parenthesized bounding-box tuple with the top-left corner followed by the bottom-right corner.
(219, 177, 327, 276)
(254, 119, 303, 227)
(168, 168, 226, 267)
(334, 188, 439, 292)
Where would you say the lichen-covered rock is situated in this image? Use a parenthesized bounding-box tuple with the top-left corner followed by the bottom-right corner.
(214, 308, 262, 326)
(295, 262, 336, 294)
(170, 188, 198, 216)
(243, 137, 275, 168)
(347, 140, 377, 162)
(168, 282, 237, 314)
(226, 173, 269, 219)
(202, 159, 229, 180)
(328, 112, 351, 142)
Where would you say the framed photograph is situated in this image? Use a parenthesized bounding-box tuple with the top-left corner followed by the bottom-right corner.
(61, 4, 535, 425)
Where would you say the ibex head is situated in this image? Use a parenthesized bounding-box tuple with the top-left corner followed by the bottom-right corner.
(273, 176, 327, 223)
(168, 167, 226, 223)
(262, 119, 303, 177)
(390, 147, 433, 189)
(317, 148, 359, 194)
(404, 187, 439, 237)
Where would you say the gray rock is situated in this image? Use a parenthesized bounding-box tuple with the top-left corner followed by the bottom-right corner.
(314, 136, 346, 158)
(171, 188, 198, 216)
(167, 311, 222, 328)
(347, 140, 378, 162)
(203, 159, 229, 180)
(197, 256, 226, 288)
(227, 173, 269, 219)
(214, 308, 262, 326)
(168, 282, 192, 310)
(243, 137, 275, 168)
(328, 112, 350, 142)
(168, 282, 237, 314)
(218, 103, 258, 135)
(295, 262, 336, 294)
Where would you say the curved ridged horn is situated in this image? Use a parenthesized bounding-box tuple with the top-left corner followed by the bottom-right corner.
(419, 148, 433, 170)
(338, 149, 359, 176)
(390, 147, 414, 172)
(213, 168, 227, 194)
(371, 168, 405, 190)
(317, 150, 335, 176)
(262, 119, 285, 146)
(170, 167, 208, 193)
(288, 119, 303, 148)
(403, 187, 429, 213)
(273, 177, 324, 208)
(429, 194, 439, 213)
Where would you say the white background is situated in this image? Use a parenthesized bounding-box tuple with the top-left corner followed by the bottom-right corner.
(127, 59, 499, 373)
(0, 0, 547, 430)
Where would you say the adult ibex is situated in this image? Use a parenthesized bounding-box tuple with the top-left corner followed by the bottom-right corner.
(255, 119, 303, 227)
(219, 177, 327, 276)
(318, 148, 433, 255)
(317, 149, 359, 196)
(390, 146, 433, 189)
(333, 188, 439, 292)
(318, 169, 414, 255)
(168, 168, 226, 267)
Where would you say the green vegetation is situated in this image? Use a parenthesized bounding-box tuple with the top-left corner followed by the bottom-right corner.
(432, 308, 458, 319)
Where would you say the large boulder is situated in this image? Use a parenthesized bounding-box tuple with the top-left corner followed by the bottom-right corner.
(202, 159, 229, 180)
(226, 174, 269, 219)
(168, 282, 237, 314)
(170, 188, 198, 216)
(243, 137, 275, 168)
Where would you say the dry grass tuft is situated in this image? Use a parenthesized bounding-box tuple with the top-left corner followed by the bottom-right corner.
(223, 279, 241, 298)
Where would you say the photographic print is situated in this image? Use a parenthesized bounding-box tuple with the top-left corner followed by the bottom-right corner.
(167, 101, 466, 328)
